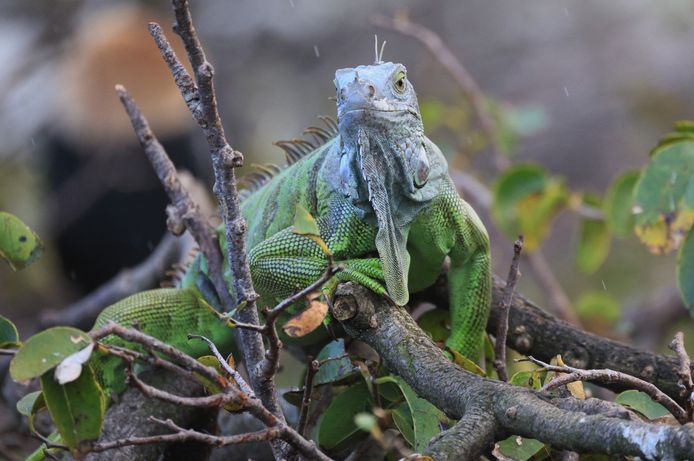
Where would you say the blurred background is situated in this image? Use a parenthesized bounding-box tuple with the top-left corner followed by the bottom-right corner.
(1, 0, 693, 438)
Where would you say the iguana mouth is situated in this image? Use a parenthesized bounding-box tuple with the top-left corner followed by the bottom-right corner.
(341, 108, 420, 118)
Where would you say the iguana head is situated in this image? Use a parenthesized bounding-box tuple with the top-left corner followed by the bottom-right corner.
(334, 62, 442, 306)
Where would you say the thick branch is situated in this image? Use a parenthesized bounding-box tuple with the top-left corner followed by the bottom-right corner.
(334, 283, 694, 460)
(422, 273, 694, 407)
(424, 404, 498, 461)
(487, 275, 694, 407)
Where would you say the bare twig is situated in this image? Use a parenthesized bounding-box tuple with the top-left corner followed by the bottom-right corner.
(669, 332, 694, 421)
(523, 356, 688, 424)
(298, 357, 320, 438)
(494, 236, 524, 382)
(148, 3, 286, 436)
(90, 322, 333, 460)
(188, 334, 255, 397)
(525, 252, 580, 325)
(261, 267, 340, 378)
(115, 85, 233, 314)
(0, 349, 16, 356)
(376, 14, 580, 325)
(89, 417, 281, 452)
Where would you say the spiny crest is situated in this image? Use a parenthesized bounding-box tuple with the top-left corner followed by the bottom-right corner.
(160, 247, 199, 288)
(238, 116, 338, 199)
(374, 35, 387, 64)
(238, 163, 283, 200)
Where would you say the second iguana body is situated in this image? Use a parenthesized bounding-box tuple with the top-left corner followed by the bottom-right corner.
(94, 60, 491, 388)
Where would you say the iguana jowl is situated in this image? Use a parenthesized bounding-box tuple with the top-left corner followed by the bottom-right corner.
(93, 60, 492, 391)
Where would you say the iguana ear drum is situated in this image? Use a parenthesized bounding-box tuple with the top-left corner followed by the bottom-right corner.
(412, 144, 430, 188)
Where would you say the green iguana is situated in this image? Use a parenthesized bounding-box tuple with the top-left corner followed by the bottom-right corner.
(92, 59, 492, 393)
(26, 59, 492, 460)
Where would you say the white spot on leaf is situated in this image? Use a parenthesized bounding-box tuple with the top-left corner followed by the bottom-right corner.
(54, 343, 94, 385)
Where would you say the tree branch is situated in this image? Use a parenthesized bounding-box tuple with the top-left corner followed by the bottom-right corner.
(148, 3, 285, 439)
(493, 236, 524, 382)
(669, 332, 694, 421)
(333, 282, 694, 460)
(525, 356, 687, 424)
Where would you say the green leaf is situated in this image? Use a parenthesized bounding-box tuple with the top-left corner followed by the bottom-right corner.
(576, 211, 610, 274)
(605, 170, 640, 237)
(293, 204, 320, 236)
(417, 309, 450, 343)
(16, 390, 44, 417)
(496, 436, 546, 461)
(448, 349, 486, 376)
(575, 292, 620, 327)
(16, 390, 46, 434)
(314, 339, 358, 386)
(678, 228, 694, 310)
(492, 165, 568, 251)
(508, 369, 545, 390)
(318, 382, 371, 451)
(633, 135, 694, 255)
(293, 204, 331, 257)
(377, 375, 444, 452)
(0, 314, 20, 348)
(40, 364, 105, 453)
(10, 327, 92, 382)
(615, 390, 671, 419)
(0, 211, 44, 271)
(392, 403, 415, 446)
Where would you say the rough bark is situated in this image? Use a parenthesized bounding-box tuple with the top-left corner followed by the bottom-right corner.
(417, 273, 692, 407)
(335, 282, 694, 460)
(83, 369, 216, 461)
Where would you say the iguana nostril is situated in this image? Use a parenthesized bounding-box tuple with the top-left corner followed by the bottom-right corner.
(367, 84, 375, 98)
(340, 88, 347, 101)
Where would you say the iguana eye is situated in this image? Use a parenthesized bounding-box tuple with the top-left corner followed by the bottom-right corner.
(393, 71, 407, 93)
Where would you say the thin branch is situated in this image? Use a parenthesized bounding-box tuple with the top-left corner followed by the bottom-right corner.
(298, 357, 320, 438)
(89, 417, 281, 452)
(0, 348, 16, 356)
(525, 251, 580, 325)
(150, 2, 284, 435)
(115, 85, 233, 314)
(669, 331, 694, 421)
(494, 236, 524, 382)
(524, 356, 688, 424)
(90, 323, 332, 460)
(188, 334, 255, 397)
(261, 267, 340, 379)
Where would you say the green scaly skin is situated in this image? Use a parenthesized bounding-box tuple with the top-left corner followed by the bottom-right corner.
(91, 60, 491, 392)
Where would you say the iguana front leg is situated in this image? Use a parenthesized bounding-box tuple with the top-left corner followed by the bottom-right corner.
(248, 198, 385, 302)
(445, 184, 491, 360)
(412, 179, 491, 360)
